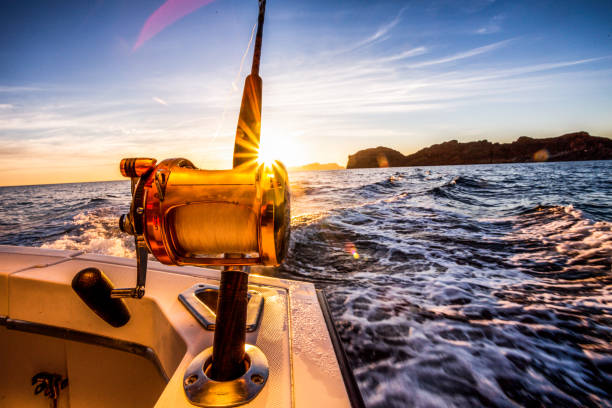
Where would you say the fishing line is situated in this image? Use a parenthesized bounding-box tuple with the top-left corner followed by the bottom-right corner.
(234, 22, 258, 90)
(207, 22, 257, 150)
(151, 21, 254, 142)
(172, 202, 259, 254)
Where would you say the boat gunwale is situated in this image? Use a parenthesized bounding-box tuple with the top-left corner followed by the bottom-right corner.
(316, 290, 365, 408)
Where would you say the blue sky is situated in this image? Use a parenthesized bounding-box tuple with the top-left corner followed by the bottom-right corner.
(1, 0, 611, 185)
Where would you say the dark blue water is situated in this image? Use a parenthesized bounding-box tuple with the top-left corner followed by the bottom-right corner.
(1, 161, 611, 407)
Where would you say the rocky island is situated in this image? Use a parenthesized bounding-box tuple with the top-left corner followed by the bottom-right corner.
(346, 131, 612, 169)
(289, 162, 344, 172)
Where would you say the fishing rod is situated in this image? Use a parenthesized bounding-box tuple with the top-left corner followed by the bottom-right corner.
(233, 0, 266, 168)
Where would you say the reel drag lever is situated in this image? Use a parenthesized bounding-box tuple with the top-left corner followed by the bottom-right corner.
(112, 158, 157, 299)
(110, 237, 148, 299)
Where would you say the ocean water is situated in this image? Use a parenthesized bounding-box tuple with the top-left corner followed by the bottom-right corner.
(1, 161, 611, 407)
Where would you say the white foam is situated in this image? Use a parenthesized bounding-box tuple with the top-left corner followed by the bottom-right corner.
(41, 210, 134, 258)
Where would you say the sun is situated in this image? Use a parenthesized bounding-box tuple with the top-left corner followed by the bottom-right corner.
(257, 138, 282, 165)
(257, 126, 307, 167)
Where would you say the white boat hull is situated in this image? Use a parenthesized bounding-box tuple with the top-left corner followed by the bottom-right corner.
(0, 245, 354, 407)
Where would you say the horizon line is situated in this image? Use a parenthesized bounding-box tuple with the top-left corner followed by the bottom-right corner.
(0, 130, 609, 187)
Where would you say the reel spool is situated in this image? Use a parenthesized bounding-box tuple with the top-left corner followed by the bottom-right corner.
(118, 157, 290, 268)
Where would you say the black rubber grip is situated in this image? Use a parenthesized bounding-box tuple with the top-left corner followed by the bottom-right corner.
(72, 267, 131, 328)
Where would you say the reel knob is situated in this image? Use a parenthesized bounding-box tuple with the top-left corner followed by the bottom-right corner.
(118, 214, 133, 235)
(119, 158, 157, 178)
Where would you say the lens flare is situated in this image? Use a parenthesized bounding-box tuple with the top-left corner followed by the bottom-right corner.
(344, 242, 360, 260)
(133, 0, 217, 51)
(376, 153, 389, 168)
(533, 149, 550, 162)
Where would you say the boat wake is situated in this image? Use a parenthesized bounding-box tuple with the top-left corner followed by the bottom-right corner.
(280, 162, 612, 408)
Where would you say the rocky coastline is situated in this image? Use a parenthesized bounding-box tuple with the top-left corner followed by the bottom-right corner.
(346, 132, 612, 169)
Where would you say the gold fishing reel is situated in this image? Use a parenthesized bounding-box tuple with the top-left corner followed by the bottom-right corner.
(118, 157, 290, 268)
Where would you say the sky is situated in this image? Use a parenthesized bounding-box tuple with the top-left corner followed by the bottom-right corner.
(1, 0, 611, 186)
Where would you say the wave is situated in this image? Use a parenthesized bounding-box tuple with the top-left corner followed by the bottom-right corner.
(448, 175, 489, 189)
(357, 175, 404, 197)
(508, 205, 611, 279)
(41, 209, 134, 258)
(430, 185, 496, 208)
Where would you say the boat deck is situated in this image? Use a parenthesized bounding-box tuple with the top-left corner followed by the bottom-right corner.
(0, 245, 352, 407)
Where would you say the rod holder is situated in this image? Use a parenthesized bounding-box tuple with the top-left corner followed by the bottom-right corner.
(209, 266, 250, 381)
(183, 344, 269, 407)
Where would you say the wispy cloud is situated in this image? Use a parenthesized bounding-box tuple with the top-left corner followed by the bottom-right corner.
(260, 48, 611, 129)
(341, 6, 408, 54)
(365, 6, 406, 44)
(475, 14, 505, 34)
(0, 104, 13, 109)
(509, 57, 610, 73)
(152, 96, 169, 106)
(408, 38, 515, 68)
(0, 85, 43, 93)
(371, 46, 428, 63)
(476, 27, 497, 34)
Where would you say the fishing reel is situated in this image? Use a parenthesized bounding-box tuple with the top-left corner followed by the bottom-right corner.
(112, 157, 290, 298)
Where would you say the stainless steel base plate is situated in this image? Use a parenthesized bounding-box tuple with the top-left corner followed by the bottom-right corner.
(178, 284, 264, 332)
(183, 344, 269, 407)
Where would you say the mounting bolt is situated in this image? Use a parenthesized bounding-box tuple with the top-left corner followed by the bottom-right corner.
(185, 375, 198, 386)
(251, 374, 264, 385)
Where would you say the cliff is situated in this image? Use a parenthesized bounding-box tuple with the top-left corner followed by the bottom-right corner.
(346, 132, 612, 169)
